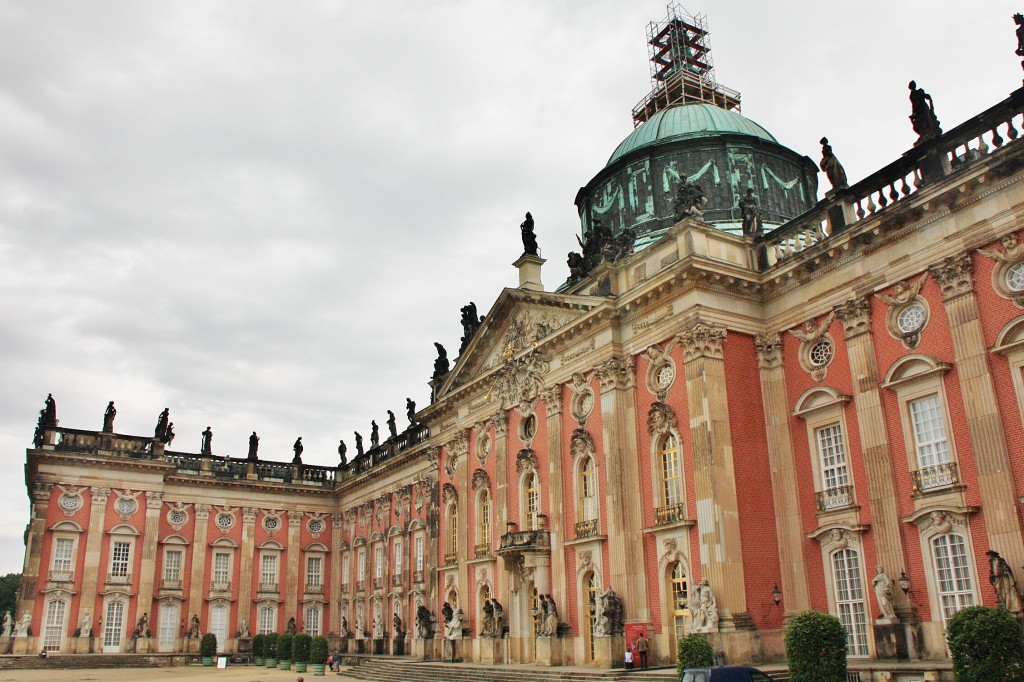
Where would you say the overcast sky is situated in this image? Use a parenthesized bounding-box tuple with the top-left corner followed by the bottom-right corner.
(0, 0, 1019, 575)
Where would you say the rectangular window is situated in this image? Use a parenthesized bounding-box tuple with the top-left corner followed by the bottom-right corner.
(816, 423, 850, 490)
(306, 555, 322, 588)
(213, 552, 230, 586)
(342, 554, 350, 584)
(375, 546, 384, 579)
(209, 605, 227, 653)
(479, 495, 491, 545)
(51, 540, 74, 577)
(831, 548, 870, 657)
(163, 549, 182, 583)
(358, 550, 366, 581)
(661, 436, 682, 506)
(261, 554, 278, 587)
(933, 533, 975, 622)
(43, 600, 66, 652)
(305, 606, 321, 636)
(110, 541, 130, 577)
(258, 605, 276, 634)
(394, 541, 403, 575)
(158, 602, 179, 652)
(103, 600, 124, 650)
(415, 536, 424, 572)
(909, 394, 951, 468)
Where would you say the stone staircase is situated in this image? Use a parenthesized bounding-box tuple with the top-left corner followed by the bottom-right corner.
(343, 657, 679, 682)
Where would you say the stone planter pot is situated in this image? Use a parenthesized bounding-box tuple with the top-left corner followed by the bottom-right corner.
(295, 661, 308, 672)
(265, 658, 277, 668)
(312, 663, 326, 676)
(254, 657, 264, 666)
(201, 656, 213, 666)
(280, 659, 292, 670)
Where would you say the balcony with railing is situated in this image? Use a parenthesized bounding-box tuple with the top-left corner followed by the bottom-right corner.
(497, 529, 549, 555)
(413, 570, 424, 584)
(815, 485, 855, 513)
(444, 551, 458, 567)
(392, 573, 404, 588)
(160, 578, 182, 590)
(210, 580, 231, 593)
(305, 582, 323, 594)
(912, 462, 960, 495)
(474, 543, 492, 559)
(654, 502, 688, 526)
(47, 570, 74, 583)
(574, 519, 599, 539)
(349, 423, 431, 476)
(356, 580, 366, 592)
(373, 577, 383, 590)
(340, 582, 349, 593)
(106, 573, 131, 585)
(258, 581, 278, 593)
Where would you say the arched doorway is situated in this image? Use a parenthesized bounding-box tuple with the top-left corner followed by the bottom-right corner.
(584, 571, 598, 662)
(668, 562, 691, 643)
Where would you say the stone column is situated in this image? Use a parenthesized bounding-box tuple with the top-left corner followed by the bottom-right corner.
(832, 297, 912, 614)
(77, 486, 111, 632)
(186, 504, 211, 627)
(491, 413, 509, 615)
(330, 513, 343, 634)
(930, 254, 1024, 566)
(540, 385, 568, 620)
(133, 491, 164, 634)
(594, 354, 648, 623)
(17, 483, 53, 630)
(677, 322, 748, 627)
(286, 511, 303, 624)
(754, 333, 811, 616)
(238, 507, 257, 634)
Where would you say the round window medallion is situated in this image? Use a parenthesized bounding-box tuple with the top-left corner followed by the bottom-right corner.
(521, 414, 536, 440)
(656, 364, 675, 389)
(308, 519, 324, 534)
(896, 302, 927, 333)
(216, 513, 233, 529)
(1007, 262, 1024, 293)
(115, 498, 137, 515)
(809, 339, 834, 367)
(478, 434, 491, 458)
(59, 495, 81, 512)
(168, 510, 187, 526)
(574, 390, 594, 420)
(263, 516, 280, 532)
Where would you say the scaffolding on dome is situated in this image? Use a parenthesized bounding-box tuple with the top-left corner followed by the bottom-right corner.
(631, 3, 741, 127)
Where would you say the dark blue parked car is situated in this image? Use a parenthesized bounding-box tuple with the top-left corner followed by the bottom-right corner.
(680, 666, 775, 682)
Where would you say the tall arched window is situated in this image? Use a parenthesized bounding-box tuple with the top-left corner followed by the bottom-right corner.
(831, 548, 869, 656)
(478, 490, 491, 547)
(669, 562, 689, 637)
(446, 505, 459, 565)
(524, 472, 540, 530)
(580, 458, 597, 522)
(931, 533, 974, 623)
(661, 434, 682, 506)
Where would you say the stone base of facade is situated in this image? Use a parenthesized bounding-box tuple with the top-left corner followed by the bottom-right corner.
(593, 635, 622, 668)
(873, 621, 911, 660)
(12, 636, 31, 655)
(478, 636, 503, 664)
(135, 637, 150, 654)
(535, 636, 563, 666)
(442, 638, 465, 662)
(74, 635, 91, 654)
(390, 635, 406, 655)
(0, 638, 12, 655)
(186, 637, 200, 654)
(412, 637, 433, 660)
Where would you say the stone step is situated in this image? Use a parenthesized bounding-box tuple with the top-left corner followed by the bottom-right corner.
(0, 653, 173, 670)
(344, 658, 679, 682)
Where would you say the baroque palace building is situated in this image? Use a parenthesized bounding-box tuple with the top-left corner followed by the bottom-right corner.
(16, 5, 1024, 674)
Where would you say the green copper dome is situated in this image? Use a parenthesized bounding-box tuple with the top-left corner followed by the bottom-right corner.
(607, 103, 778, 166)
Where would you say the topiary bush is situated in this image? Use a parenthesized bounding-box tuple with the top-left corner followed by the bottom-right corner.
(310, 635, 329, 665)
(277, 632, 293, 660)
(677, 632, 714, 676)
(252, 633, 265, 658)
(200, 632, 217, 657)
(264, 632, 279, 659)
(784, 610, 848, 682)
(293, 632, 311, 663)
(947, 605, 1024, 682)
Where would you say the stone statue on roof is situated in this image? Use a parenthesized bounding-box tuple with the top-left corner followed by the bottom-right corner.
(908, 80, 941, 142)
(819, 137, 848, 191)
(520, 212, 539, 256)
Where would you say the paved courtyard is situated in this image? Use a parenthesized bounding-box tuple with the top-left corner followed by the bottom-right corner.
(0, 666, 359, 682)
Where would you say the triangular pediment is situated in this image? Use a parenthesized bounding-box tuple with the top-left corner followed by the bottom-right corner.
(436, 288, 599, 398)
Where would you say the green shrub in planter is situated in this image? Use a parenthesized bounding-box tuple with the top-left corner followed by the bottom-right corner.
(784, 610, 847, 682)
(676, 632, 714, 677)
(311, 635, 329, 675)
(947, 605, 1024, 682)
(200, 632, 217, 664)
(293, 632, 312, 671)
(278, 632, 293, 669)
(264, 632, 279, 665)
(252, 633, 265, 661)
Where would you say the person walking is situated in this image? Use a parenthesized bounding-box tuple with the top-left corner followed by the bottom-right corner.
(635, 631, 649, 669)
(624, 647, 633, 671)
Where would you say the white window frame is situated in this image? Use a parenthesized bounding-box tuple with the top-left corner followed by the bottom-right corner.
(260, 552, 279, 589)
(415, 535, 424, 573)
(357, 549, 366, 582)
(162, 547, 183, 585)
(342, 553, 350, 585)
(578, 456, 599, 521)
(102, 599, 126, 652)
(157, 601, 179, 652)
(42, 598, 67, 652)
(374, 545, 384, 580)
(816, 423, 851, 491)
(109, 539, 132, 580)
(304, 604, 322, 636)
(211, 549, 232, 590)
(306, 554, 323, 589)
(522, 471, 540, 531)
(931, 532, 975, 624)
(393, 540, 403, 576)
(830, 547, 870, 657)
(908, 393, 952, 469)
(257, 604, 277, 634)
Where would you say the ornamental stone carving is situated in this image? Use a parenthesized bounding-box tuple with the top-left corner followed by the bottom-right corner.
(677, 322, 727, 362)
(819, 527, 855, 553)
(516, 448, 539, 475)
(594, 355, 635, 391)
(539, 385, 562, 417)
(442, 483, 458, 507)
(569, 429, 596, 462)
(929, 253, 974, 301)
(833, 296, 872, 339)
(32, 482, 53, 502)
(242, 507, 258, 523)
(343, 508, 358, 525)
(194, 503, 211, 521)
(447, 430, 469, 459)
(754, 332, 783, 369)
(112, 490, 142, 520)
(490, 350, 552, 409)
(287, 510, 304, 525)
(145, 490, 164, 509)
(647, 402, 677, 438)
(424, 446, 440, 468)
(489, 412, 508, 438)
(55, 485, 84, 517)
(90, 486, 111, 505)
(471, 468, 490, 492)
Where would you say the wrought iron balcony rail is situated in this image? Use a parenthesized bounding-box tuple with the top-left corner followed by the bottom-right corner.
(654, 502, 687, 526)
(815, 485, 854, 512)
(912, 462, 960, 494)
(106, 573, 131, 585)
(47, 570, 74, 583)
(574, 519, 599, 539)
(356, 580, 366, 592)
(391, 573, 404, 587)
(210, 580, 231, 592)
(497, 530, 550, 553)
(444, 552, 458, 567)
(413, 570, 424, 584)
(160, 578, 181, 590)
(474, 543, 492, 559)
(258, 581, 278, 593)
(305, 583, 323, 594)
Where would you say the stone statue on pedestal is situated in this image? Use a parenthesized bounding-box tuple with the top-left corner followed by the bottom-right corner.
(248, 432, 259, 461)
(102, 401, 116, 432)
(338, 439, 347, 467)
(387, 411, 398, 439)
(988, 549, 1023, 613)
(688, 579, 719, 633)
(520, 212, 539, 256)
(415, 605, 432, 639)
(201, 427, 213, 456)
(2, 611, 12, 638)
(873, 566, 898, 621)
(908, 80, 942, 142)
(819, 137, 848, 190)
(292, 437, 303, 464)
(15, 611, 31, 638)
